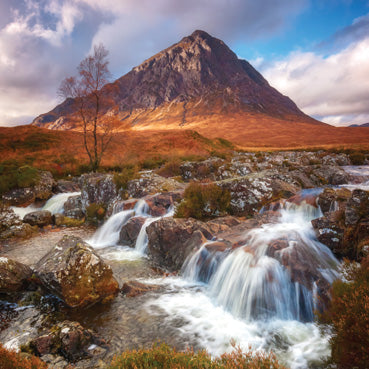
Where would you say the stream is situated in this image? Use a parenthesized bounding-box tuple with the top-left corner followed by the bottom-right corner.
(1, 166, 369, 368)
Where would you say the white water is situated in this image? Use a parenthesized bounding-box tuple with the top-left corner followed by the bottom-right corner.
(11, 192, 81, 219)
(146, 201, 339, 368)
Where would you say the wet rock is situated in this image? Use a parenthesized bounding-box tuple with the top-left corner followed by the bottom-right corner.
(0, 257, 33, 293)
(80, 173, 118, 211)
(35, 235, 119, 308)
(63, 195, 84, 219)
(345, 189, 369, 226)
(119, 216, 146, 247)
(145, 192, 181, 216)
(0, 204, 37, 239)
(147, 217, 213, 271)
(311, 165, 349, 186)
(317, 188, 351, 214)
(311, 215, 345, 256)
(127, 172, 185, 198)
(2, 187, 35, 207)
(54, 179, 80, 193)
(23, 210, 53, 227)
(121, 280, 159, 297)
(29, 320, 107, 362)
(33, 171, 55, 200)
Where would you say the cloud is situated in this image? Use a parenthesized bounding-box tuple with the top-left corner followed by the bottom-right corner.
(0, 0, 308, 126)
(259, 28, 369, 126)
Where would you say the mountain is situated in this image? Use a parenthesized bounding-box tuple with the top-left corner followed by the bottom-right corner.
(32, 30, 321, 137)
(350, 122, 369, 127)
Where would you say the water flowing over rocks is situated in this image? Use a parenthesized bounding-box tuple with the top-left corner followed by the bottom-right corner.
(0, 257, 33, 294)
(119, 216, 146, 247)
(146, 217, 213, 271)
(23, 210, 53, 227)
(35, 235, 119, 308)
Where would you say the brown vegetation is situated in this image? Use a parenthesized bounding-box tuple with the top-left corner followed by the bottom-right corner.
(0, 344, 47, 369)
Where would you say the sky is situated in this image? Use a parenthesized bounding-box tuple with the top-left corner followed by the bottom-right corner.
(0, 0, 369, 127)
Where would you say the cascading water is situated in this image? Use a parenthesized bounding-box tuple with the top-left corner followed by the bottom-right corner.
(88, 199, 149, 248)
(147, 199, 339, 368)
(135, 206, 174, 254)
(11, 192, 81, 218)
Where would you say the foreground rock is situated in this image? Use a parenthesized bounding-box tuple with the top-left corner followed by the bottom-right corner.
(0, 257, 33, 294)
(27, 320, 107, 362)
(35, 235, 119, 308)
(0, 204, 37, 239)
(119, 216, 146, 247)
(23, 210, 52, 227)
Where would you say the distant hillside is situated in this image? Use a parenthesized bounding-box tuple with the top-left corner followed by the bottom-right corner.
(349, 122, 369, 127)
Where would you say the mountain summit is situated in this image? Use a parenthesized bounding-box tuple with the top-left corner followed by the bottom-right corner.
(33, 30, 320, 137)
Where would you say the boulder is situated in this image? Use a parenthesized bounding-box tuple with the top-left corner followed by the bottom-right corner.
(80, 173, 118, 211)
(0, 204, 37, 239)
(23, 210, 53, 227)
(53, 214, 84, 227)
(144, 192, 181, 216)
(317, 188, 351, 214)
(33, 171, 55, 200)
(35, 235, 119, 308)
(28, 320, 106, 361)
(119, 216, 146, 247)
(311, 215, 345, 256)
(54, 179, 80, 193)
(127, 172, 185, 198)
(63, 195, 84, 219)
(146, 218, 213, 271)
(0, 257, 33, 293)
(121, 280, 159, 297)
(345, 189, 369, 226)
(1, 187, 35, 207)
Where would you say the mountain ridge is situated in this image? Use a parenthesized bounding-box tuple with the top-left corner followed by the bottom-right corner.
(32, 30, 320, 133)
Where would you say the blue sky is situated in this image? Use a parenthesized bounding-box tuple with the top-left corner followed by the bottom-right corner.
(0, 0, 368, 127)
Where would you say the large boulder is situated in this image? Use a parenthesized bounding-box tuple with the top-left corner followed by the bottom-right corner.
(144, 192, 181, 216)
(79, 173, 118, 211)
(119, 216, 146, 247)
(146, 218, 213, 271)
(35, 235, 119, 308)
(0, 257, 33, 293)
(63, 195, 84, 219)
(23, 210, 53, 227)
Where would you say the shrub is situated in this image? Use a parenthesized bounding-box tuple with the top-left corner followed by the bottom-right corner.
(0, 344, 47, 369)
(86, 203, 106, 223)
(157, 159, 182, 178)
(349, 151, 366, 165)
(113, 166, 138, 191)
(320, 257, 369, 368)
(0, 164, 39, 195)
(108, 342, 285, 369)
(175, 181, 231, 220)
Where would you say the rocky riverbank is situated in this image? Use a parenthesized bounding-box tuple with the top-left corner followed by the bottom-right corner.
(1, 150, 368, 368)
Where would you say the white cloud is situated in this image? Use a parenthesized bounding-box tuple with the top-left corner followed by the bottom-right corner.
(261, 36, 369, 126)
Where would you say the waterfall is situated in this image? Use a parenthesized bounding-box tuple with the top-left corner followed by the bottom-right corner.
(88, 209, 134, 248)
(135, 206, 174, 254)
(11, 192, 81, 219)
(183, 202, 339, 322)
(42, 192, 81, 214)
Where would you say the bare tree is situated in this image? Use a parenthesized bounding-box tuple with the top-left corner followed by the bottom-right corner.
(59, 44, 114, 171)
